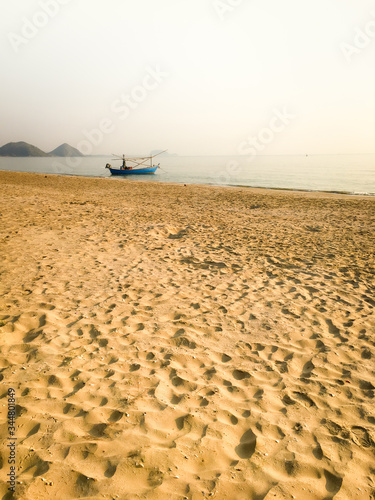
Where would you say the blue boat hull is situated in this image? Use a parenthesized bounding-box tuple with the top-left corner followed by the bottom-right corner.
(109, 166, 157, 175)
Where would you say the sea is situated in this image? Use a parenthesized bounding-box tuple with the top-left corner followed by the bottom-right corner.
(1, 154, 374, 195)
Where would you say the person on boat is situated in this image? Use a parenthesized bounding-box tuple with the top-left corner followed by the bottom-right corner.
(121, 158, 133, 170)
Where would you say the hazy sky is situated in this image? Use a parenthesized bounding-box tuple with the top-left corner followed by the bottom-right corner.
(2, 0, 375, 155)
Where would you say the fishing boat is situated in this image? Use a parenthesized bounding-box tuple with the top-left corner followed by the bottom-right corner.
(106, 164, 158, 175)
(105, 150, 166, 176)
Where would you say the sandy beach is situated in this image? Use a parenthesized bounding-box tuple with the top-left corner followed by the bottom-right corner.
(0, 170, 374, 499)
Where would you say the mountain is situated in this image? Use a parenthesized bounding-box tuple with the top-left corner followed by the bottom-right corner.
(0, 141, 84, 157)
(49, 143, 83, 157)
(0, 141, 50, 157)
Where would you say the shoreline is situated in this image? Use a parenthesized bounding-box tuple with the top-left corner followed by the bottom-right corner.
(1, 168, 374, 198)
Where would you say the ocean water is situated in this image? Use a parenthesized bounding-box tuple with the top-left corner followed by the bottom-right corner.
(0, 154, 374, 195)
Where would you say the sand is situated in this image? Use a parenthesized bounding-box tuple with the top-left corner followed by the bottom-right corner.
(0, 170, 374, 500)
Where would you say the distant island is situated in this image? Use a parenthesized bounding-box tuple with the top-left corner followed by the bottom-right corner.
(0, 142, 176, 159)
(0, 142, 50, 157)
(0, 141, 84, 157)
(48, 143, 84, 157)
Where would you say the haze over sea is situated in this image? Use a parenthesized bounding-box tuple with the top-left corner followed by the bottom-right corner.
(1, 154, 374, 195)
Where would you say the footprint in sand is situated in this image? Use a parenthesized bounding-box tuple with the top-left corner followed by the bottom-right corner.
(48, 375, 62, 388)
(230, 414, 239, 425)
(324, 469, 343, 496)
(293, 391, 316, 408)
(351, 426, 373, 448)
(176, 415, 188, 431)
(90, 423, 108, 438)
(235, 429, 257, 459)
(104, 462, 117, 478)
(312, 435, 323, 460)
(109, 410, 123, 423)
(148, 468, 164, 487)
(130, 363, 141, 372)
(359, 379, 375, 397)
(33, 459, 50, 477)
(301, 359, 314, 378)
(26, 423, 41, 439)
(233, 369, 250, 381)
(76, 474, 98, 497)
(361, 348, 372, 359)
